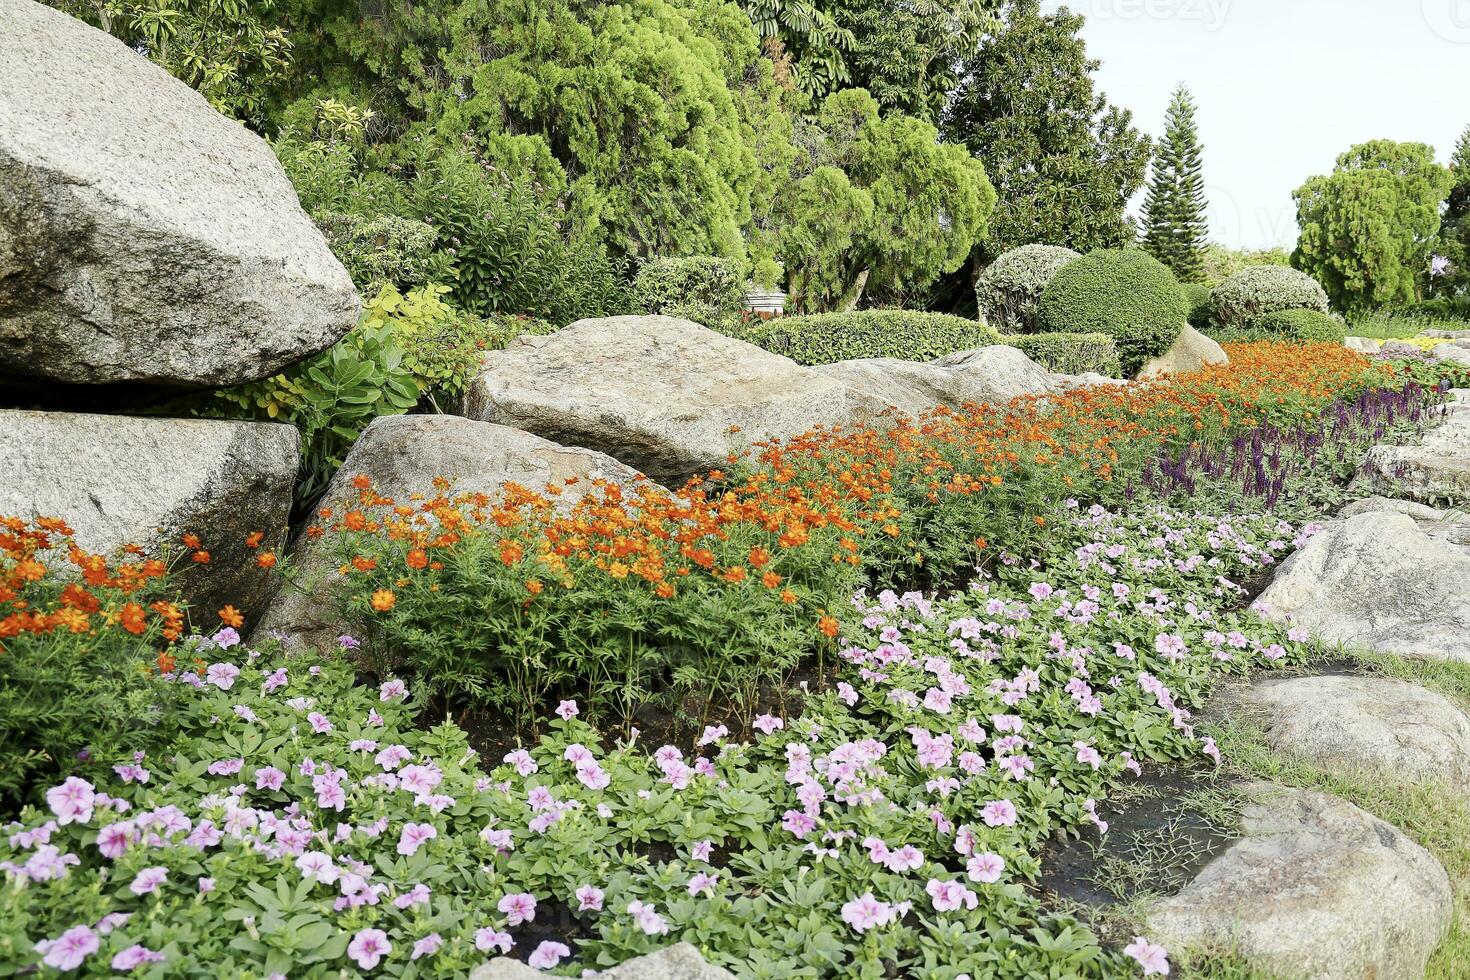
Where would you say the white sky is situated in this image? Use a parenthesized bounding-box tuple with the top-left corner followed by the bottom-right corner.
(1042, 0, 1470, 250)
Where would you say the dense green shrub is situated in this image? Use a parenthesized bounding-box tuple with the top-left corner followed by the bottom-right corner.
(1183, 282, 1214, 329)
(1036, 249, 1189, 375)
(1210, 265, 1331, 328)
(974, 244, 1080, 334)
(745, 310, 999, 365)
(1003, 333, 1121, 377)
(631, 256, 747, 333)
(1253, 309, 1348, 343)
(314, 212, 453, 291)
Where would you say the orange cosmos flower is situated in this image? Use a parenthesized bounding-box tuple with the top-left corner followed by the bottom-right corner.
(218, 605, 244, 628)
(370, 589, 396, 612)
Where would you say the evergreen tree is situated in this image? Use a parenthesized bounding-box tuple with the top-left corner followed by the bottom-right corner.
(943, 0, 1151, 261)
(1141, 85, 1209, 283)
(1434, 124, 1470, 296)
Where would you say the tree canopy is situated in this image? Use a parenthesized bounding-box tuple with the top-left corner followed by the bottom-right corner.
(1141, 85, 1208, 284)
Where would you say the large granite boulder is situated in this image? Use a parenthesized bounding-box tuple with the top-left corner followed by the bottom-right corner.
(472, 944, 735, 979)
(812, 346, 1058, 419)
(461, 316, 862, 485)
(1357, 399, 1470, 506)
(1234, 675, 1470, 792)
(0, 410, 298, 626)
(0, 0, 358, 388)
(1147, 784, 1451, 980)
(1256, 512, 1470, 661)
(258, 415, 648, 650)
(1136, 325, 1228, 380)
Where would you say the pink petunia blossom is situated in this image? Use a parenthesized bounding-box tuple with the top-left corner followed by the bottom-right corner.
(498, 892, 537, 926)
(347, 928, 392, 970)
(555, 699, 579, 720)
(575, 885, 605, 912)
(1124, 936, 1171, 976)
(411, 933, 443, 960)
(967, 852, 1006, 884)
(397, 822, 437, 856)
(980, 799, 1018, 827)
(46, 777, 95, 826)
(528, 941, 571, 970)
(840, 892, 897, 933)
(205, 662, 240, 689)
(111, 945, 165, 970)
(474, 928, 513, 954)
(129, 866, 168, 896)
(34, 925, 100, 971)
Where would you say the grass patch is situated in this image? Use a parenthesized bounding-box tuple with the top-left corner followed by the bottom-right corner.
(1346, 312, 1470, 340)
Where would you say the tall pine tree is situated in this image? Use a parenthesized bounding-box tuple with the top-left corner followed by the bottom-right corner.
(1142, 85, 1208, 283)
(1435, 124, 1470, 296)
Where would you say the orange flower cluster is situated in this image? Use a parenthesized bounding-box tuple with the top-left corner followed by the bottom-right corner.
(322, 342, 1382, 641)
(0, 516, 182, 650)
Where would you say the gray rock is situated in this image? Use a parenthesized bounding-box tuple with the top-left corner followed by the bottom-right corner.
(257, 415, 648, 650)
(813, 346, 1058, 420)
(0, 410, 298, 626)
(1338, 496, 1447, 521)
(471, 944, 734, 980)
(1053, 371, 1123, 390)
(1358, 400, 1470, 506)
(1425, 328, 1470, 340)
(0, 0, 357, 388)
(461, 316, 861, 485)
(1344, 336, 1383, 354)
(1432, 343, 1470, 367)
(1256, 512, 1470, 661)
(1135, 325, 1229, 380)
(1380, 340, 1422, 357)
(1147, 783, 1451, 980)
(1235, 675, 1470, 792)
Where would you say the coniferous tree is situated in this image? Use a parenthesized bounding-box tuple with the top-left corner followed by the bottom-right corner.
(1434, 124, 1470, 296)
(1142, 85, 1209, 283)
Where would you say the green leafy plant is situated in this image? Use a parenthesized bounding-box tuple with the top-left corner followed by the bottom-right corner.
(974, 245, 1081, 334)
(1001, 333, 1120, 377)
(1036, 249, 1188, 376)
(1252, 309, 1347, 343)
(313, 212, 453, 292)
(1210, 266, 1331, 329)
(744, 310, 999, 365)
(631, 257, 748, 334)
(1182, 282, 1214, 330)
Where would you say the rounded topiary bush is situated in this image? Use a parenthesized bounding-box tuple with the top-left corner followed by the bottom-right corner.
(1036, 249, 1189, 375)
(1183, 282, 1213, 330)
(975, 244, 1081, 334)
(1253, 308, 1347, 343)
(1210, 266, 1330, 328)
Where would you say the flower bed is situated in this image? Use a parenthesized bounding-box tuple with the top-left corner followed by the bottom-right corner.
(1, 342, 1461, 978)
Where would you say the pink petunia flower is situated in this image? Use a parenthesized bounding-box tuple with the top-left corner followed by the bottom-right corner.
(129, 866, 168, 896)
(347, 928, 392, 970)
(1124, 936, 1171, 976)
(397, 822, 437, 856)
(528, 941, 571, 970)
(576, 884, 605, 912)
(46, 777, 95, 826)
(34, 925, 100, 971)
(498, 892, 537, 926)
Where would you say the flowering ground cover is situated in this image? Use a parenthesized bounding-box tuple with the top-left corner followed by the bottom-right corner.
(1, 342, 1462, 978)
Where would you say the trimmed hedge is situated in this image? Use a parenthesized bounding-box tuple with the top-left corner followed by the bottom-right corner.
(744, 311, 1000, 365)
(1037, 249, 1188, 376)
(1002, 333, 1121, 378)
(1209, 266, 1330, 328)
(975, 244, 1081, 334)
(1253, 309, 1348, 343)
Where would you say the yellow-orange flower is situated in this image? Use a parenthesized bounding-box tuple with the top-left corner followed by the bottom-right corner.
(370, 589, 396, 612)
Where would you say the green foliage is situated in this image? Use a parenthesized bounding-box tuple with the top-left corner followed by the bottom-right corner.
(780, 89, 996, 309)
(631, 256, 748, 332)
(1433, 124, 1470, 296)
(0, 536, 179, 803)
(312, 212, 451, 292)
(1183, 282, 1214, 329)
(1252, 309, 1348, 343)
(1292, 140, 1454, 313)
(1002, 332, 1120, 377)
(1141, 85, 1208, 283)
(943, 0, 1151, 259)
(410, 150, 630, 326)
(824, 0, 1001, 121)
(1037, 249, 1188, 375)
(1210, 265, 1330, 328)
(49, 0, 292, 126)
(740, 0, 856, 97)
(974, 244, 1080, 334)
(204, 315, 421, 510)
(1198, 244, 1292, 288)
(744, 310, 999, 364)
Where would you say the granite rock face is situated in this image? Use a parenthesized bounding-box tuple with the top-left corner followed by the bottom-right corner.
(0, 0, 358, 388)
(0, 410, 298, 625)
(1147, 783, 1451, 980)
(813, 345, 1058, 419)
(1235, 674, 1470, 792)
(1256, 512, 1470, 661)
(461, 316, 862, 485)
(1136, 325, 1228, 380)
